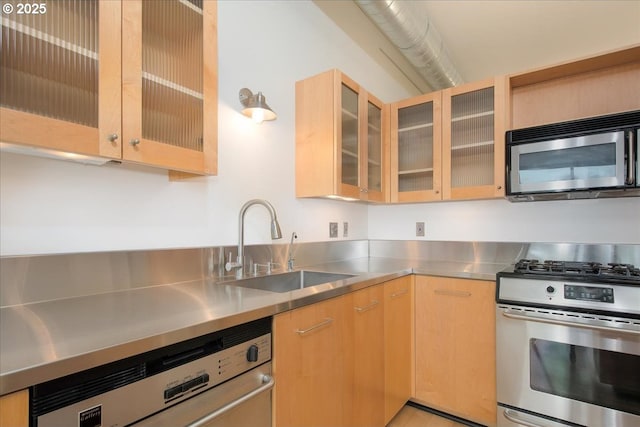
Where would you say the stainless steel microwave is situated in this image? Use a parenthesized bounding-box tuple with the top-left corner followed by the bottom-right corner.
(506, 110, 640, 201)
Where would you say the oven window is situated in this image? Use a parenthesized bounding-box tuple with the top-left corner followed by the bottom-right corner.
(530, 339, 640, 415)
(518, 143, 616, 184)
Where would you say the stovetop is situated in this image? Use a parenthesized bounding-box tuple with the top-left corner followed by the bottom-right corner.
(513, 259, 640, 283)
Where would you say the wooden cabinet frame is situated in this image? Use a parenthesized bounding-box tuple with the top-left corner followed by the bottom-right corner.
(0, 1, 122, 160)
(296, 69, 389, 201)
(442, 76, 507, 200)
(390, 92, 442, 202)
(0, 0, 217, 176)
(414, 276, 496, 426)
(508, 44, 640, 129)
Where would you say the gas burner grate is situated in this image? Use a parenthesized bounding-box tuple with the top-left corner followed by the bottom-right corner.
(515, 259, 640, 280)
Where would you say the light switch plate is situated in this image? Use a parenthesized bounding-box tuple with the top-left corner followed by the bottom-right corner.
(343, 222, 348, 237)
(416, 222, 425, 237)
(330, 222, 338, 238)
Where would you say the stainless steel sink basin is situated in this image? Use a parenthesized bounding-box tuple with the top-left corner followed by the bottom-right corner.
(226, 270, 355, 293)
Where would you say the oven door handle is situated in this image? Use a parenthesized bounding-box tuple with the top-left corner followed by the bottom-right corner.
(186, 374, 275, 427)
(501, 311, 640, 335)
(502, 409, 547, 427)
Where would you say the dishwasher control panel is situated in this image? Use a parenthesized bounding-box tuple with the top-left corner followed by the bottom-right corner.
(162, 333, 271, 403)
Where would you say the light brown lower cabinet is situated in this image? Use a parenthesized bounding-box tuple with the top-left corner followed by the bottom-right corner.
(414, 276, 497, 426)
(273, 293, 351, 427)
(348, 284, 385, 426)
(384, 276, 413, 424)
(0, 389, 29, 427)
(273, 278, 412, 427)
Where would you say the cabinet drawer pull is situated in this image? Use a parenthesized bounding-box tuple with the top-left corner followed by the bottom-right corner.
(107, 133, 119, 142)
(354, 300, 379, 313)
(296, 318, 333, 335)
(130, 138, 141, 146)
(434, 289, 471, 298)
(391, 289, 408, 298)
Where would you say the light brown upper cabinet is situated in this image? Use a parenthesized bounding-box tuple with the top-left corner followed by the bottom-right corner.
(0, 0, 217, 176)
(296, 69, 388, 202)
(390, 92, 442, 202)
(508, 45, 640, 129)
(442, 77, 507, 200)
(390, 77, 506, 203)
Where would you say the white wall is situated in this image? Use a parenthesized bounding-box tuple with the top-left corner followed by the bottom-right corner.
(0, 1, 412, 256)
(368, 198, 640, 244)
(1, 1, 638, 256)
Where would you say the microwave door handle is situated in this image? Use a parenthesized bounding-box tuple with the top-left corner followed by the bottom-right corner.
(626, 129, 636, 185)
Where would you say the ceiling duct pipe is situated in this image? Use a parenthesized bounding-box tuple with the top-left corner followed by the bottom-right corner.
(354, 0, 464, 90)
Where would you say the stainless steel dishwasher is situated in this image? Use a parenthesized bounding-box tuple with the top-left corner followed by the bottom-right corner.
(31, 317, 273, 427)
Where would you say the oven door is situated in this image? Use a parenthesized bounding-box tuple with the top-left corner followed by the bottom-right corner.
(496, 305, 640, 427)
(507, 130, 628, 195)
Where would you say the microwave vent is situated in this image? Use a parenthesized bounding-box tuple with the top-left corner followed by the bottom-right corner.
(508, 110, 640, 144)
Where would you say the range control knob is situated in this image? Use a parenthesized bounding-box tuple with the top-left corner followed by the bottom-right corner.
(546, 286, 555, 293)
(247, 344, 259, 362)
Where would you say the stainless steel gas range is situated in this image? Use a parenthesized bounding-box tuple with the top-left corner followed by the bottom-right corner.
(496, 260, 640, 427)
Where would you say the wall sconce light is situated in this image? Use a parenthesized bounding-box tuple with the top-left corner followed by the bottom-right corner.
(239, 88, 277, 124)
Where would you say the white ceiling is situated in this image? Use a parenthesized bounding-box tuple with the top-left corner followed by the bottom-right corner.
(315, 0, 640, 94)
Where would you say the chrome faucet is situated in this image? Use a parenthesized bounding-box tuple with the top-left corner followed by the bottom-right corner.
(287, 232, 298, 272)
(225, 199, 282, 279)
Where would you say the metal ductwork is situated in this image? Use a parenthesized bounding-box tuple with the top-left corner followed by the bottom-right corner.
(354, 0, 463, 90)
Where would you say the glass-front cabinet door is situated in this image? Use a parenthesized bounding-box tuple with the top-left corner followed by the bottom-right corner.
(442, 77, 506, 200)
(0, 0, 122, 158)
(363, 92, 386, 202)
(390, 92, 442, 202)
(122, 0, 217, 175)
(338, 77, 387, 202)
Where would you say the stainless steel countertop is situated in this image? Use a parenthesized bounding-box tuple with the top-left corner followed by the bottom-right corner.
(0, 257, 509, 395)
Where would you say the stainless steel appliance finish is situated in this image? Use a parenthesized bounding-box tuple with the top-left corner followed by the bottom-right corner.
(496, 260, 640, 427)
(506, 110, 640, 201)
(34, 317, 273, 427)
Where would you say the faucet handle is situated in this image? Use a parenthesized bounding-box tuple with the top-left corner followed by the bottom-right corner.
(269, 261, 281, 272)
(225, 252, 240, 272)
(253, 262, 276, 276)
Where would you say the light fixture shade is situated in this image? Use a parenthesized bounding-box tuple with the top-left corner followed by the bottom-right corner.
(239, 88, 277, 123)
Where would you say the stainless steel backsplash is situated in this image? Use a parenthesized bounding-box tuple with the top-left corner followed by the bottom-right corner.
(368, 240, 640, 265)
(2, 240, 638, 307)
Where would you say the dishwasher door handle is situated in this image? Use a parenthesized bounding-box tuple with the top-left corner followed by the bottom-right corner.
(186, 374, 275, 427)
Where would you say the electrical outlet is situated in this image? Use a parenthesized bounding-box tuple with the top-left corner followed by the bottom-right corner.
(416, 221, 425, 237)
(343, 222, 349, 237)
(329, 222, 338, 238)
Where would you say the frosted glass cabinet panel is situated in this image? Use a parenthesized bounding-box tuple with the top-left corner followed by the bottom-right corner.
(341, 84, 360, 188)
(442, 77, 506, 200)
(0, 0, 122, 159)
(390, 92, 442, 202)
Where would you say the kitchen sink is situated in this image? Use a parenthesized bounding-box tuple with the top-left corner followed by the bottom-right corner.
(226, 270, 355, 293)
